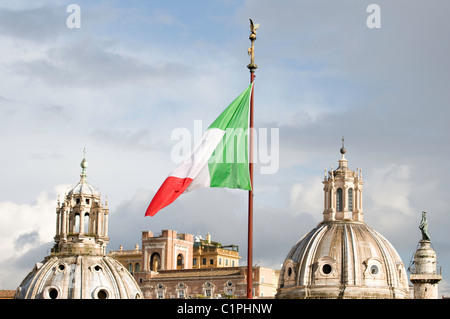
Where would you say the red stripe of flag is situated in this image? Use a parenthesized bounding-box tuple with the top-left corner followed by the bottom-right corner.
(145, 176, 193, 217)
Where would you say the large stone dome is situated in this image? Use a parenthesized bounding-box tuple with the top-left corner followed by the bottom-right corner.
(277, 220, 410, 299)
(276, 145, 410, 299)
(14, 255, 142, 299)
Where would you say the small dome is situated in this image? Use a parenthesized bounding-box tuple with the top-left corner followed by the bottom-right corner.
(277, 221, 410, 299)
(14, 255, 142, 299)
(68, 181, 99, 196)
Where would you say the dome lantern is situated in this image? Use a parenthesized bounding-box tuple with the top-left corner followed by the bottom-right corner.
(322, 142, 364, 223)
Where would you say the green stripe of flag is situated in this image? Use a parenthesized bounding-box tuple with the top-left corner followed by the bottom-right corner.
(208, 83, 253, 190)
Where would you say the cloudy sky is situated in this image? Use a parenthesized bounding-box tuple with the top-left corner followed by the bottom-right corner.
(0, 0, 449, 295)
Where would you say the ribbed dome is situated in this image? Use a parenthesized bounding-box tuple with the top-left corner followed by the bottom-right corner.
(277, 220, 410, 299)
(276, 146, 410, 299)
(14, 255, 142, 299)
(68, 180, 99, 196)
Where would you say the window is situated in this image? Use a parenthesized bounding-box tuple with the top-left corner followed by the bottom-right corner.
(336, 188, 343, 211)
(48, 288, 58, 299)
(74, 213, 80, 233)
(205, 289, 211, 297)
(370, 265, 379, 275)
(85, 199, 90, 205)
(202, 258, 207, 266)
(322, 264, 332, 275)
(193, 258, 197, 266)
(157, 291, 164, 299)
(219, 258, 222, 265)
(177, 254, 184, 270)
(209, 259, 214, 266)
(348, 188, 353, 212)
(97, 290, 108, 299)
(84, 212, 89, 235)
(150, 253, 161, 271)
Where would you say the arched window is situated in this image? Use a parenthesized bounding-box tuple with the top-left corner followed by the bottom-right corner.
(150, 253, 161, 271)
(348, 188, 353, 212)
(84, 212, 90, 235)
(336, 188, 343, 211)
(74, 213, 80, 233)
(177, 254, 184, 270)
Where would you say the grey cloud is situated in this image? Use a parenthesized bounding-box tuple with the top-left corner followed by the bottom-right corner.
(90, 129, 171, 153)
(12, 38, 192, 88)
(0, 6, 67, 42)
(14, 230, 40, 250)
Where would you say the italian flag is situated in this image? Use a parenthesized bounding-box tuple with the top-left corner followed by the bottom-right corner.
(145, 83, 254, 217)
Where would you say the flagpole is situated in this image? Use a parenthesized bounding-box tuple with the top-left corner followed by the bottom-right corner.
(247, 19, 258, 299)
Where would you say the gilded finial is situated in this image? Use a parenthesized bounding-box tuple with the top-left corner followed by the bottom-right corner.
(247, 19, 259, 72)
(249, 19, 260, 36)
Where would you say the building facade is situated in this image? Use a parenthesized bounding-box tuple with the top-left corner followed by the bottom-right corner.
(193, 233, 241, 269)
(109, 230, 278, 298)
(133, 266, 278, 299)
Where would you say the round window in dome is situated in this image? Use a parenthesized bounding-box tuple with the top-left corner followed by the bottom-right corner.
(48, 288, 59, 299)
(370, 264, 379, 275)
(44, 286, 61, 299)
(322, 264, 332, 275)
(97, 289, 108, 299)
(93, 287, 111, 299)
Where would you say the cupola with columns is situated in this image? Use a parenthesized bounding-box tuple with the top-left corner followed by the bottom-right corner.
(322, 139, 364, 223)
(53, 151, 109, 256)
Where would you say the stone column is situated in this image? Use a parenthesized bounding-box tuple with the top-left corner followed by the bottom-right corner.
(410, 240, 442, 299)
